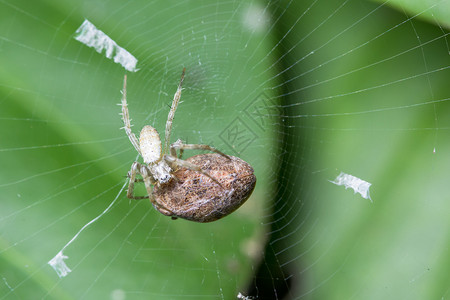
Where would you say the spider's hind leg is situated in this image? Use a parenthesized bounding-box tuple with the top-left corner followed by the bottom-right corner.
(120, 75, 142, 157)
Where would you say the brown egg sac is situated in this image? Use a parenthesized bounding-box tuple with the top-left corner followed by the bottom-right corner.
(152, 153, 256, 222)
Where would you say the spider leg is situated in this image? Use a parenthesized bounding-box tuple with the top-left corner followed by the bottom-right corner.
(120, 74, 142, 156)
(126, 173, 144, 182)
(127, 162, 176, 217)
(126, 162, 149, 199)
(164, 68, 186, 155)
(170, 139, 230, 160)
(163, 154, 223, 188)
(141, 176, 175, 216)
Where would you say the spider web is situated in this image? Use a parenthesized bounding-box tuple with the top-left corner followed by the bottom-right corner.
(0, 0, 449, 299)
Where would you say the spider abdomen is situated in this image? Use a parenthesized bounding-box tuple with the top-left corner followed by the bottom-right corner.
(139, 125, 162, 164)
(152, 153, 256, 223)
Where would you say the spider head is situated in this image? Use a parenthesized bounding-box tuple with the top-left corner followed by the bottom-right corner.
(151, 161, 172, 184)
(139, 125, 162, 164)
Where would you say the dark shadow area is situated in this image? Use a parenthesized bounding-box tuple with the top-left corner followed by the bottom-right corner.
(245, 1, 313, 299)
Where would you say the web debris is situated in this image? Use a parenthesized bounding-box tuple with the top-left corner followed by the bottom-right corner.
(47, 181, 127, 277)
(237, 292, 256, 300)
(48, 251, 71, 277)
(74, 19, 139, 72)
(330, 172, 372, 202)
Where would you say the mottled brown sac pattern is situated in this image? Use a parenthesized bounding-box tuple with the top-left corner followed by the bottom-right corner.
(152, 153, 256, 222)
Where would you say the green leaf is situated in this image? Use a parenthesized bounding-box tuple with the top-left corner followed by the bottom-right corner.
(377, 0, 450, 29)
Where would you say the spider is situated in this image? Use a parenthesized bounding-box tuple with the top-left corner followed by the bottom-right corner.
(120, 69, 256, 222)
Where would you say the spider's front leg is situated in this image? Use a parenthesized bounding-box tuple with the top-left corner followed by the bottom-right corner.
(126, 162, 150, 200)
(163, 154, 223, 188)
(139, 171, 176, 217)
(127, 162, 176, 217)
(170, 139, 230, 160)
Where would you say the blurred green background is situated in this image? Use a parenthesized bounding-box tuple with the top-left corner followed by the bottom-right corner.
(0, 0, 449, 299)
